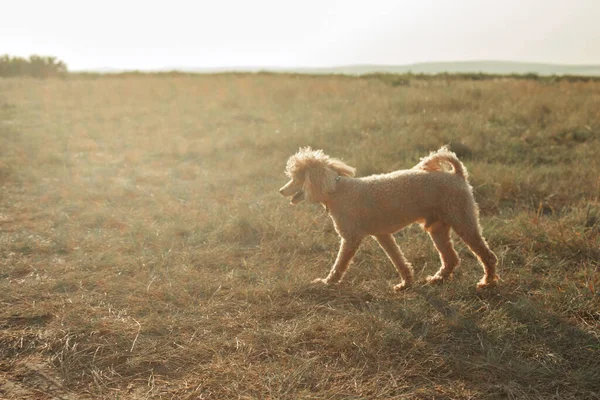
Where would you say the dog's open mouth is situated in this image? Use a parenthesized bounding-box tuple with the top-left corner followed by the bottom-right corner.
(290, 191, 304, 204)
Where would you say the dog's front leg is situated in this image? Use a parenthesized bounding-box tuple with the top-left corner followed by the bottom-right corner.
(313, 238, 361, 285)
(374, 234, 414, 291)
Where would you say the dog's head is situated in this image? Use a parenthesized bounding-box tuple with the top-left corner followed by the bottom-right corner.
(279, 147, 355, 204)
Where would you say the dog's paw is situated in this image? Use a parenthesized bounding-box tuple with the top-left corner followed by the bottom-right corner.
(425, 274, 447, 285)
(311, 278, 330, 285)
(393, 281, 412, 291)
(476, 274, 500, 289)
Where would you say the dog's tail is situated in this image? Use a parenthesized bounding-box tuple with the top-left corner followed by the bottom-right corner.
(415, 146, 468, 180)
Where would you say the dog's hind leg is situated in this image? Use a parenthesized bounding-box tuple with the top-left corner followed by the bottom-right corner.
(451, 219, 499, 289)
(425, 222, 460, 285)
(313, 238, 362, 285)
(374, 234, 414, 291)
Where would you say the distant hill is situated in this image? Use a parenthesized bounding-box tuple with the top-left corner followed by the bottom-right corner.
(323, 61, 600, 76)
(80, 61, 600, 77)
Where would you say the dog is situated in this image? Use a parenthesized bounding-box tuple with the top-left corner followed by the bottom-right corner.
(279, 146, 498, 290)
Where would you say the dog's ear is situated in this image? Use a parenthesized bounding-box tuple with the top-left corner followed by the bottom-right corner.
(303, 167, 338, 202)
(328, 158, 356, 177)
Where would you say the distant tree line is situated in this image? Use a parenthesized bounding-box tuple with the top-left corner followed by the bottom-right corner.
(0, 55, 68, 77)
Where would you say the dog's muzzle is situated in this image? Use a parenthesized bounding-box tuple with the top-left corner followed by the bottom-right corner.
(279, 184, 304, 204)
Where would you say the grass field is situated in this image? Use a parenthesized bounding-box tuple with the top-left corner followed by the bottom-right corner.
(0, 73, 599, 399)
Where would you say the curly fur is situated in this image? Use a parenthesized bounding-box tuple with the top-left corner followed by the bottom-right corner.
(280, 146, 499, 290)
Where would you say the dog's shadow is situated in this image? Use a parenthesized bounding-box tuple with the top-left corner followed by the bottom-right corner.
(397, 285, 598, 396)
(291, 281, 599, 396)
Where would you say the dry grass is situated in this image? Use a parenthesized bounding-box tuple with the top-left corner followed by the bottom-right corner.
(0, 73, 599, 399)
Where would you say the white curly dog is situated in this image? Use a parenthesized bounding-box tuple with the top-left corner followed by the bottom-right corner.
(280, 146, 498, 291)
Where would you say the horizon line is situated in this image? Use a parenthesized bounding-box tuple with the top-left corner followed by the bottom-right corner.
(70, 59, 600, 73)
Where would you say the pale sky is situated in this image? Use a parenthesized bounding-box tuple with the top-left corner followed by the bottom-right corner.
(2, 0, 599, 71)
